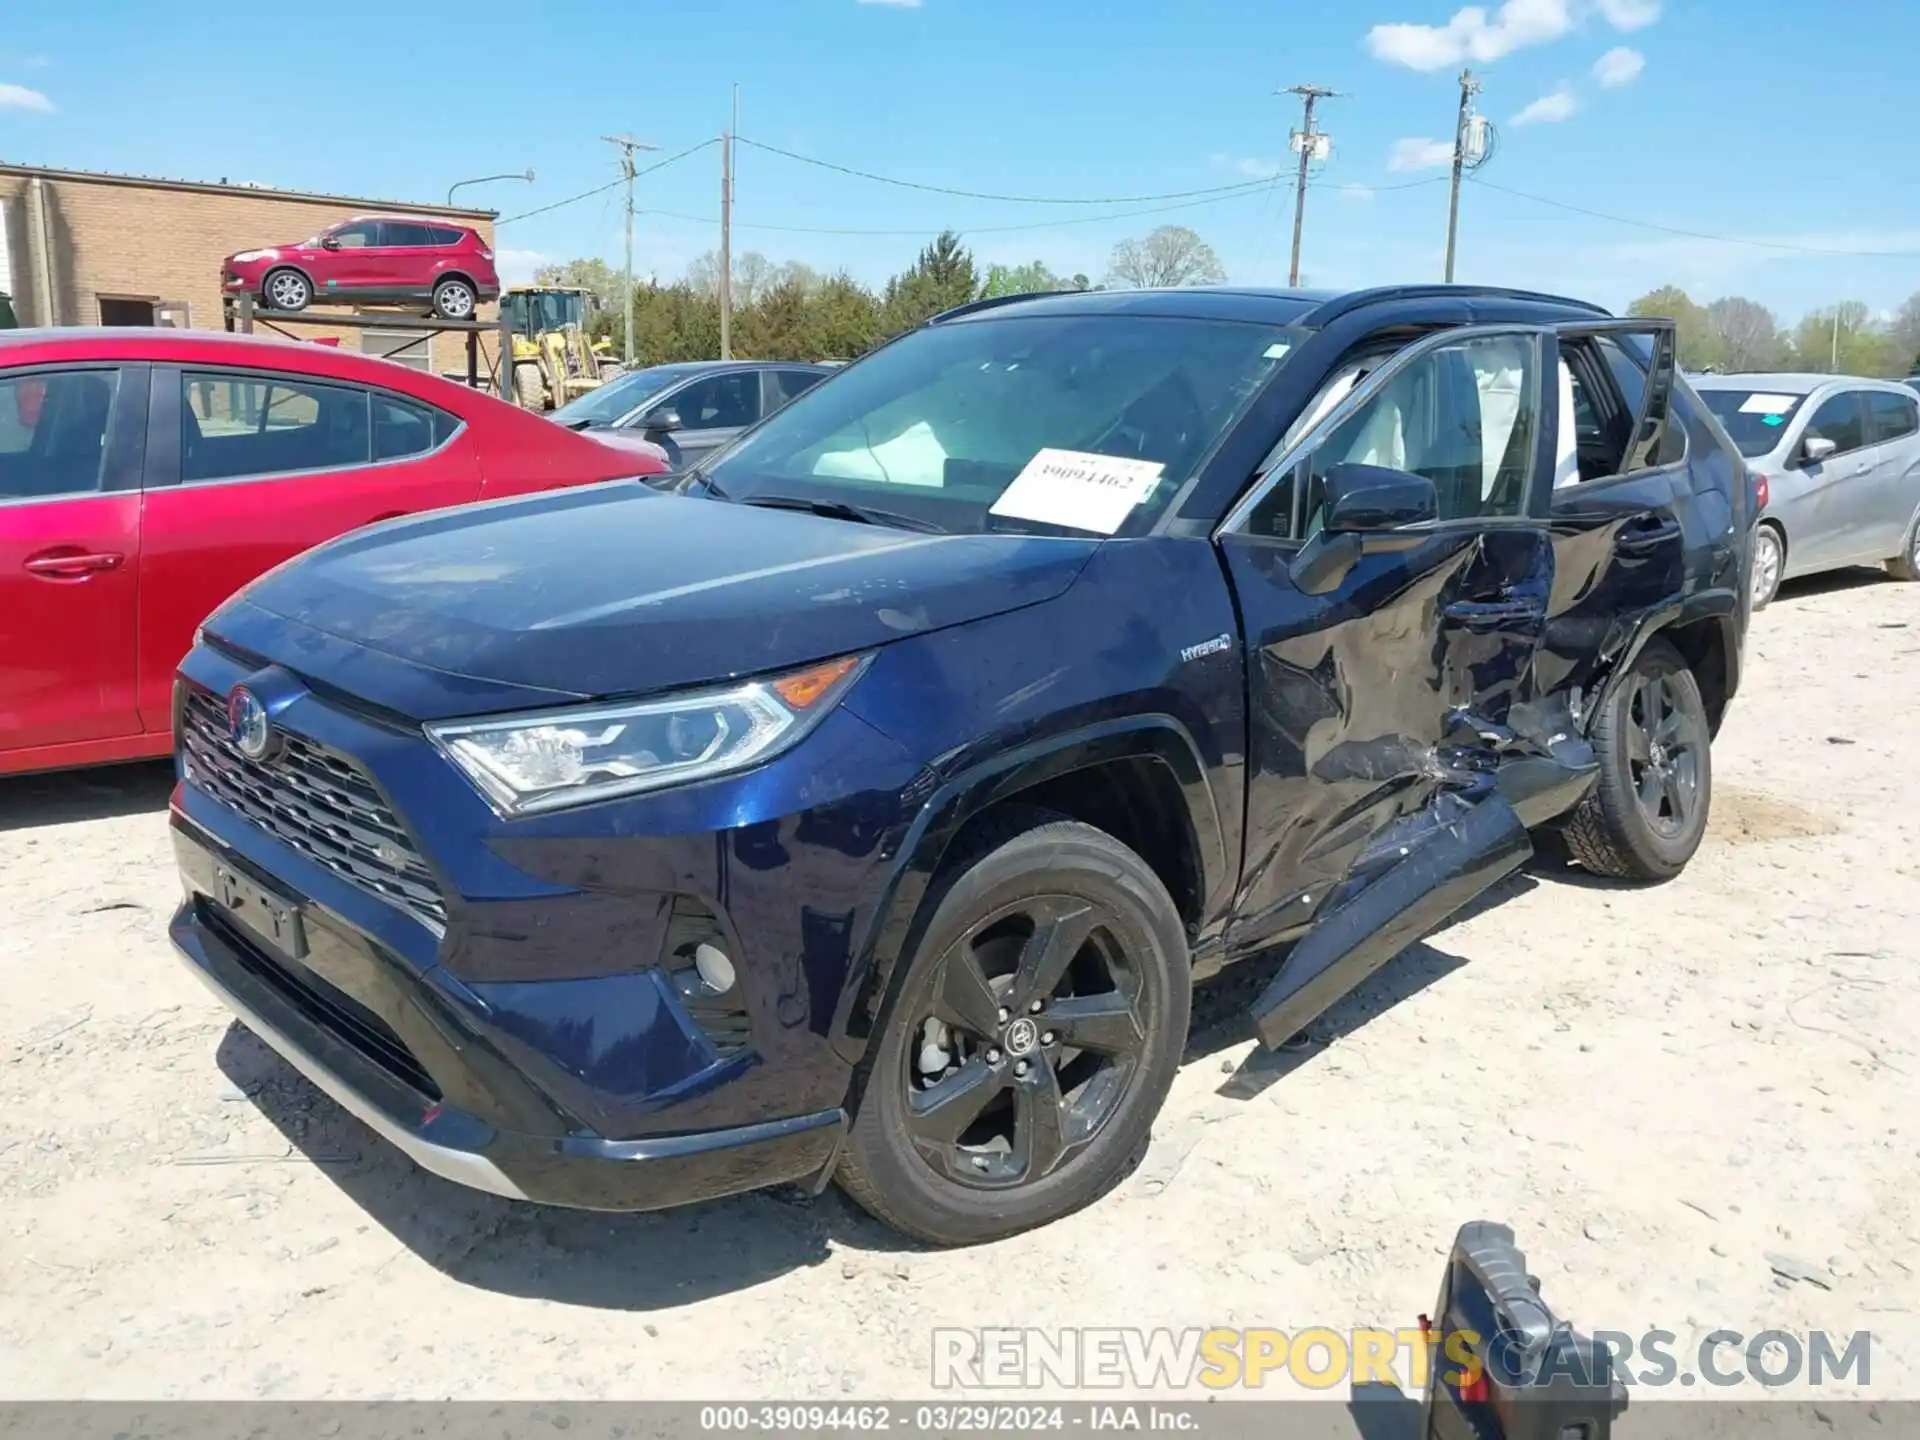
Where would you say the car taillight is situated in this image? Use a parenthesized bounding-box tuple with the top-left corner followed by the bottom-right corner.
(1750, 471, 1770, 511)
(480, 246, 493, 261)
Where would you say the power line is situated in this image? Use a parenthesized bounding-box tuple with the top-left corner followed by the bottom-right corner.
(736, 136, 1282, 206)
(496, 138, 720, 226)
(1464, 175, 1920, 258)
(635, 174, 1445, 241)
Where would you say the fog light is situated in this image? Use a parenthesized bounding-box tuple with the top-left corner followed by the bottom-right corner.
(694, 942, 736, 995)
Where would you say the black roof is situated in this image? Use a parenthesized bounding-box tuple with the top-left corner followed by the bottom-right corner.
(934, 283, 1609, 328)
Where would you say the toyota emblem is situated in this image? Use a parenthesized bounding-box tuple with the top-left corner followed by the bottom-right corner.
(227, 687, 274, 761)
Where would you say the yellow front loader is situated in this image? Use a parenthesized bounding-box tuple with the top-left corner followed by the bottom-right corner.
(502, 287, 620, 411)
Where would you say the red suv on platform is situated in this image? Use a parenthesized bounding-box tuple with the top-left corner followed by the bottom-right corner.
(0, 326, 663, 777)
(222, 217, 501, 320)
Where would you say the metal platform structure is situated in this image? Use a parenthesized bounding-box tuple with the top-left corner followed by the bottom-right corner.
(221, 292, 512, 400)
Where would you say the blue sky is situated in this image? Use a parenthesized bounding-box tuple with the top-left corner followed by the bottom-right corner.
(4, 0, 1919, 323)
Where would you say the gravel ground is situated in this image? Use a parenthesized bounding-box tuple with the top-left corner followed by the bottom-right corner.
(1, 568, 1915, 1403)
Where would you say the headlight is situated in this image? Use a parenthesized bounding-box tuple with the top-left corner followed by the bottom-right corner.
(230, 250, 267, 263)
(426, 654, 869, 816)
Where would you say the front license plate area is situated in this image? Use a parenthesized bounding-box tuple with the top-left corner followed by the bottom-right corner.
(214, 862, 308, 961)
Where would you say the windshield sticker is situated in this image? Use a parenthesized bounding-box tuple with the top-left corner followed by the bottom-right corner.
(1740, 393, 1798, 415)
(1762, 413, 1787, 427)
(989, 448, 1166, 535)
(1263, 341, 1292, 360)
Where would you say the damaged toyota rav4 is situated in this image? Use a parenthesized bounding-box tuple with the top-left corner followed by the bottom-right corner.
(169, 285, 1751, 1245)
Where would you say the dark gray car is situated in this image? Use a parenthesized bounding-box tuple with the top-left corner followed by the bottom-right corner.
(551, 360, 835, 472)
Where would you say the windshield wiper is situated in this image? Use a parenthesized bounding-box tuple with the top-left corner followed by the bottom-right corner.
(741, 494, 944, 533)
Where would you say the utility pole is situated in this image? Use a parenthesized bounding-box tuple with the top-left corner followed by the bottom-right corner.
(1283, 84, 1338, 288)
(602, 133, 657, 368)
(1443, 68, 1483, 283)
(720, 85, 738, 360)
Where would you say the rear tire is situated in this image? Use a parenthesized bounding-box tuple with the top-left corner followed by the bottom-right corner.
(1563, 637, 1712, 883)
(1751, 523, 1785, 609)
(513, 362, 548, 410)
(1887, 511, 1920, 582)
(836, 815, 1190, 1246)
(432, 277, 477, 321)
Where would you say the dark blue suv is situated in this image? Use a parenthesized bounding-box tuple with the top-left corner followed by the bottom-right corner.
(168, 286, 1752, 1245)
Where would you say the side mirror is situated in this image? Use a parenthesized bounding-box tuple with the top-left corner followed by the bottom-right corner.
(1800, 434, 1838, 466)
(1321, 463, 1439, 533)
(321, 236, 342, 251)
(1289, 463, 1437, 597)
(640, 406, 682, 434)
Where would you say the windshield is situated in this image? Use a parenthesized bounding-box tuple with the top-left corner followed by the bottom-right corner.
(1699, 388, 1806, 457)
(702, 314, 1302, 536)
(552, 365, 701, 427)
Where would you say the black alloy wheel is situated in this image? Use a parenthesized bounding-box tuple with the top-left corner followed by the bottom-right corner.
(836, 815, 1188, 1245)
(1561, 636, 1713, 882)
(905, 893, 1147, 1189)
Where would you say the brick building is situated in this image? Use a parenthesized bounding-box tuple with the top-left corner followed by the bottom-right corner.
(0, 163, 498, 377)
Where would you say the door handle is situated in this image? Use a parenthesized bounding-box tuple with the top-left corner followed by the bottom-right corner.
(1443, 591, 1541, 629)
(24, 550, 125, 579)
(1614, 518, 1680, 554)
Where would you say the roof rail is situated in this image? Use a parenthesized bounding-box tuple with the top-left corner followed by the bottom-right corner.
(927, 290, 1084, 325)
(1303, 284, 1611, 326)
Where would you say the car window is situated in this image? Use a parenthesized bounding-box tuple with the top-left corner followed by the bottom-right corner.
(385, 222, 437, 248)
(0, 369, 120, 502)
(328, 223, 378, 250)
(1595, 336, 1686, 469)
(428, 226, 466, 247)
(672, 372, 761, 430)
(1279, 332, 1539, 539)
(180, 371, 372, 483)
(553, 364, 701, 427)
(1803, 391, 1868, 456)
(372, 394, 445, 461)
(768, 369, 826, 408)
(1867, 389, 1919, 444)
(1698, 388, 1806, 458)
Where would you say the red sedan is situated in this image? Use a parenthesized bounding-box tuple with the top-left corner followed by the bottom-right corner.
(0, 327, 665, 777)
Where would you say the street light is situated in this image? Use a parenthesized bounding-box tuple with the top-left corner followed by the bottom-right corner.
(446, 169, 535, 206)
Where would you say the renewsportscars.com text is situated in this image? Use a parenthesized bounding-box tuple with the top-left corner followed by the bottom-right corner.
(931, 1326, 1872, 1392)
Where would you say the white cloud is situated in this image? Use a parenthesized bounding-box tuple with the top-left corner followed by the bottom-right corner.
(1595, 0, 1660, 30)
(1592, 45, 1645, 86)
(1513, 86, 1580, 125)
(494, 247, 547, 286)
(0, 82, 53, 113)
(1366, 0, 1576, 71)
(1211, 153, 1285, 181)
(1389, 136, 1457, 171)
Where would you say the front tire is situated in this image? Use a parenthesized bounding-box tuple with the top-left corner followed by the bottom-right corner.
(513, 361, 546, 410)
(1562, 637, 1712, 883)
(432, 277, 477, 320)
(1751, 523, 1785, 609)
(837, 816, 1190, 1246)
(262, 268, 311, 313)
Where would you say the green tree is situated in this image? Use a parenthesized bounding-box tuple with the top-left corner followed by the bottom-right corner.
(981, 260, 1083, 298)
(1626, 286, 1721, 372)
(1791, 302, 1896, 377)
(1887, 291, 1920, 376)
(1105, 227, 1226, 288)
(881, 230, 981, 333)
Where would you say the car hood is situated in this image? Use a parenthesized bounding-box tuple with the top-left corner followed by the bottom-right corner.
(219, 482, 1098, 713)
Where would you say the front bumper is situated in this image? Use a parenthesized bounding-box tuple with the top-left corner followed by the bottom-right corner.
(170, 873, 846, 1211)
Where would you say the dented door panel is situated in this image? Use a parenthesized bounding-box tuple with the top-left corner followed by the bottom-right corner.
(1217, 523, 1553, 954)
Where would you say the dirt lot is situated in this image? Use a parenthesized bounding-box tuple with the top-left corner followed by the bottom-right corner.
(2, 570, 1916, 1403)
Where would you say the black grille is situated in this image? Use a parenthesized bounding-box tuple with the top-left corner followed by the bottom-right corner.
(181, 687, 446, 930)
(202, 901, 440, 1100)
(662, 895, 754, 1059)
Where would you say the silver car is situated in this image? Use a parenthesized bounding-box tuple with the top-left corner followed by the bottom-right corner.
(1695, 373, 1920, 608)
